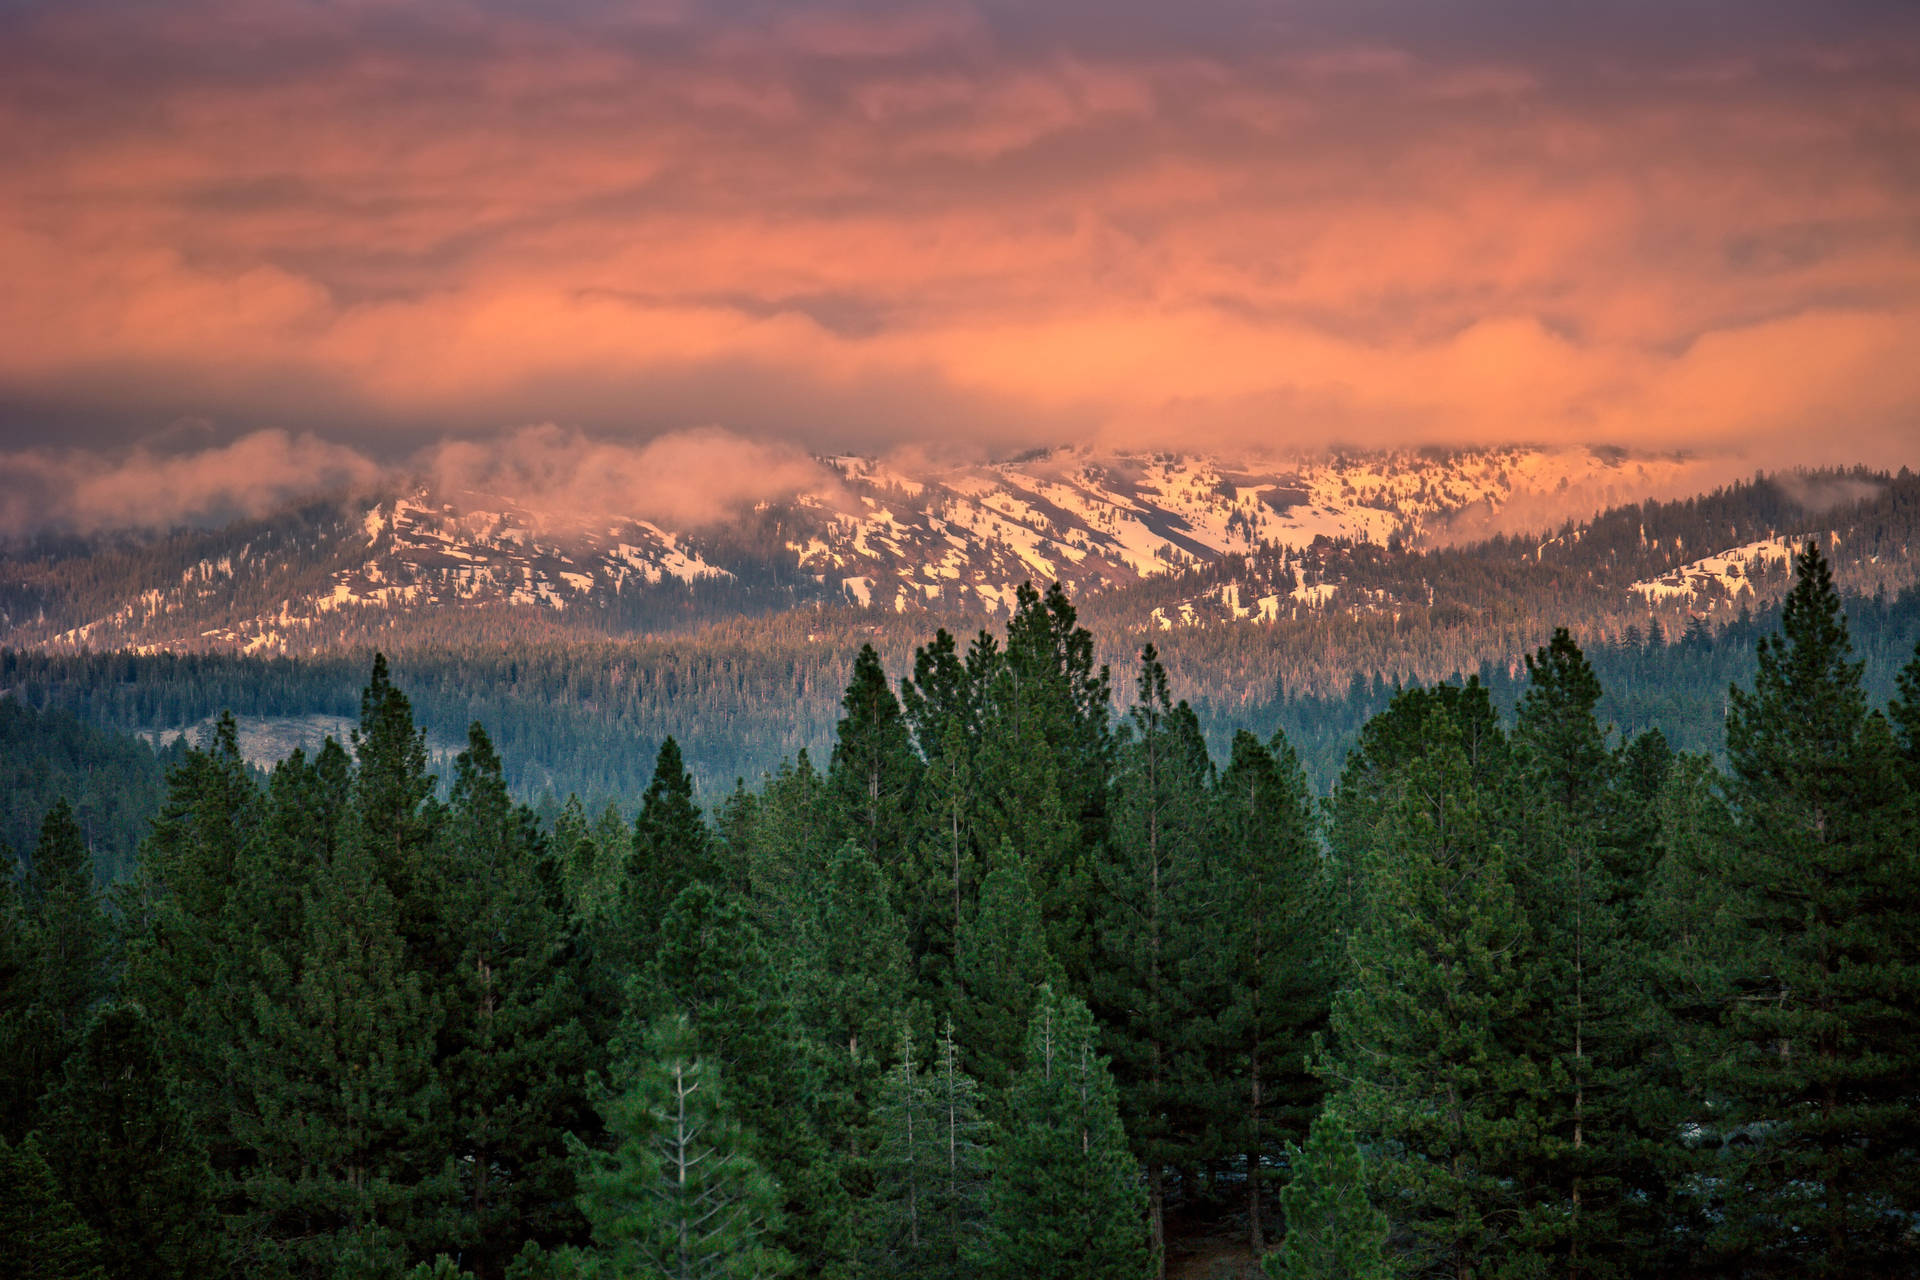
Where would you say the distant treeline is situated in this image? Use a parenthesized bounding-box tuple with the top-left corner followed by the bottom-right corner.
(6, 582, 1920, 808)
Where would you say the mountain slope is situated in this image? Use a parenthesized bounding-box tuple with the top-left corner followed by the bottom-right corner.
(0, 444, 1712, 654)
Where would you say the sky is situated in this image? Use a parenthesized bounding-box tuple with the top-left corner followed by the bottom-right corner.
(1, 0, 1917, 530)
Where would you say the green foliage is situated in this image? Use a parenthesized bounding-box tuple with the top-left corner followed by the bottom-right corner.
(827, 644, 922, 872)
(952, 845, 1061, 1100)
(39, 1005, 222, 1280)
(865, 1027, 992, 1280)
(566, 1012, 792, 1280)
(1088, 644, 1214, 1254)
(1706, 542, 1920, 1274)
(1322, 706, 1551, 1280)
(1264, 1108, 1390, 1280)
(0, 1133, 107, 1280)
(981, 985, 1151, 1280)
(1205, 728, 1329, 1252)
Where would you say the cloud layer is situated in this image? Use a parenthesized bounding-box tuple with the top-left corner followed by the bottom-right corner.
(0, 426, 839, 537)
(1, 0, 1917, 470)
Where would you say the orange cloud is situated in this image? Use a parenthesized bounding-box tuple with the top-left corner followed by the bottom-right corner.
(0, 0, 1915, 475)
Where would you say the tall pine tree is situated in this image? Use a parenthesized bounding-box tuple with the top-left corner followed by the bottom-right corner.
(1709, 541, 1920, 1274)
(981, 985, 1150, 1280)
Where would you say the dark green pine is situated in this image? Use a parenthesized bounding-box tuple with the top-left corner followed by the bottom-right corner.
(901, 714, 983, 1019)
(1205, 729, 1328, 1256)
(979, 985, 1151, 1280)
(1088, 644, 1211, 1270)
(794, 838, 915, 1172)
(1323, 705, 1550, 1280)
(952, 841, 1061, 1102)
(39, 1004, 223, 1280)
(566, 1012, 793, 1280)
(1264, 1108, 1390, 1280)
(827, 644, 923, 876)
(434, 724, 592, 1276)
(865, 1026, 991, 1280)
(352, 653, 440, 911)
(0, 1133, 107, 1280)
(642, 882, 852, 1275)
(228, 800, 450, 1278)
(1, 800, 109, 1142)
(1508, 627, 1662, 1278)
(1708, 541, 1920, 1275)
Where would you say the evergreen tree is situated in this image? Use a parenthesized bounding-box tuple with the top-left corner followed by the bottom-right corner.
(1322, 681, 1505, 977)
(435, 724, 591, 1276)
(1263, 1108, 1390, 1280)
(981, 985, 1150, 1280)
(953, 844, 1062, 1101)
(643, 884, 849, 1275)
(865, 1027, 991, 1280)
(118, 715, 262, 1203)
(794, 840, 914, 1171)
(1709, 541, 1920, 1274)
(827, 645, 922, 876)
(1637, 752, 1743, 1269)
(1322, 707, 1549, 1280)
(630, 737, 712, 927)
(0, 1134, 106, 1280)
(1889, 638, 1920, 785)
(901, 715, 982, 1016)
(972, 584, 1113, 979)
(39, 1004, 222, 1280)
(1089, 645, 1211, 1268)
(1509, 629, 1657, 1277)
(737, 751, 834, 973)
(353, 653, 440, 927)
(1206, 729, 1328, 1254)
(229, 803, 450, 1278)
(566, 1012, 792, 1280)
(2, 800, 108, 1140)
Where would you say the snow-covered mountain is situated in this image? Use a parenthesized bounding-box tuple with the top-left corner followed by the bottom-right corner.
(0, 444, 1838, 656)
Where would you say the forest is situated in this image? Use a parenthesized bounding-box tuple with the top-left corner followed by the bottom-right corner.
(3, 543, 1917, 1279)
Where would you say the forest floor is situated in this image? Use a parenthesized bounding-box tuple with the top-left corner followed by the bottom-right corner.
(1166, 1209, 1264, 1279)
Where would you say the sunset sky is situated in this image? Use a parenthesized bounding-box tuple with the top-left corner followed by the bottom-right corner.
(2, 0, 1917, 528)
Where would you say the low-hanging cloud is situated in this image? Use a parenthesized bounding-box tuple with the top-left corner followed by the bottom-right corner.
(0, 429, 383, 536)
(423, 424, 840, 532)
(0, 424, 847, 538)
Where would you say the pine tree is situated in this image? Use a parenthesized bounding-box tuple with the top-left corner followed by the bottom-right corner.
(1089, 645, 1211, 1269)
(0, 1134, 106, 1280)
(1890, 639, 1920, 785)
(795, 839, 914, 1171)
(1322, 706, 1549, 1280)
(435, 724, 591, 1276)
(566, 1012, 792, 1280)
(39, 1004, 223, 1280)
(1709, 541, 1920, 1274)
(118, 714, 262, 1216)
(1206, 729, 1328, 1255)
(229, 802, 450, 1278)
(1508, 629, 1657, 1277)
(827, 645, 922, 876)
(643, 883, 849, 1274)
(971, 585, 1113, 980)
(353, 653, 440, 926)
(1263, 1109, 1390, 1280)
(1637, 752, 1743, 1268)
(866, 1027, 991, 1280)
(980, 985, 1150, 1280)
(902, 715, 982, 1017)
(953, 843, 1062, 1101)
(1, 800, 108, 1141)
